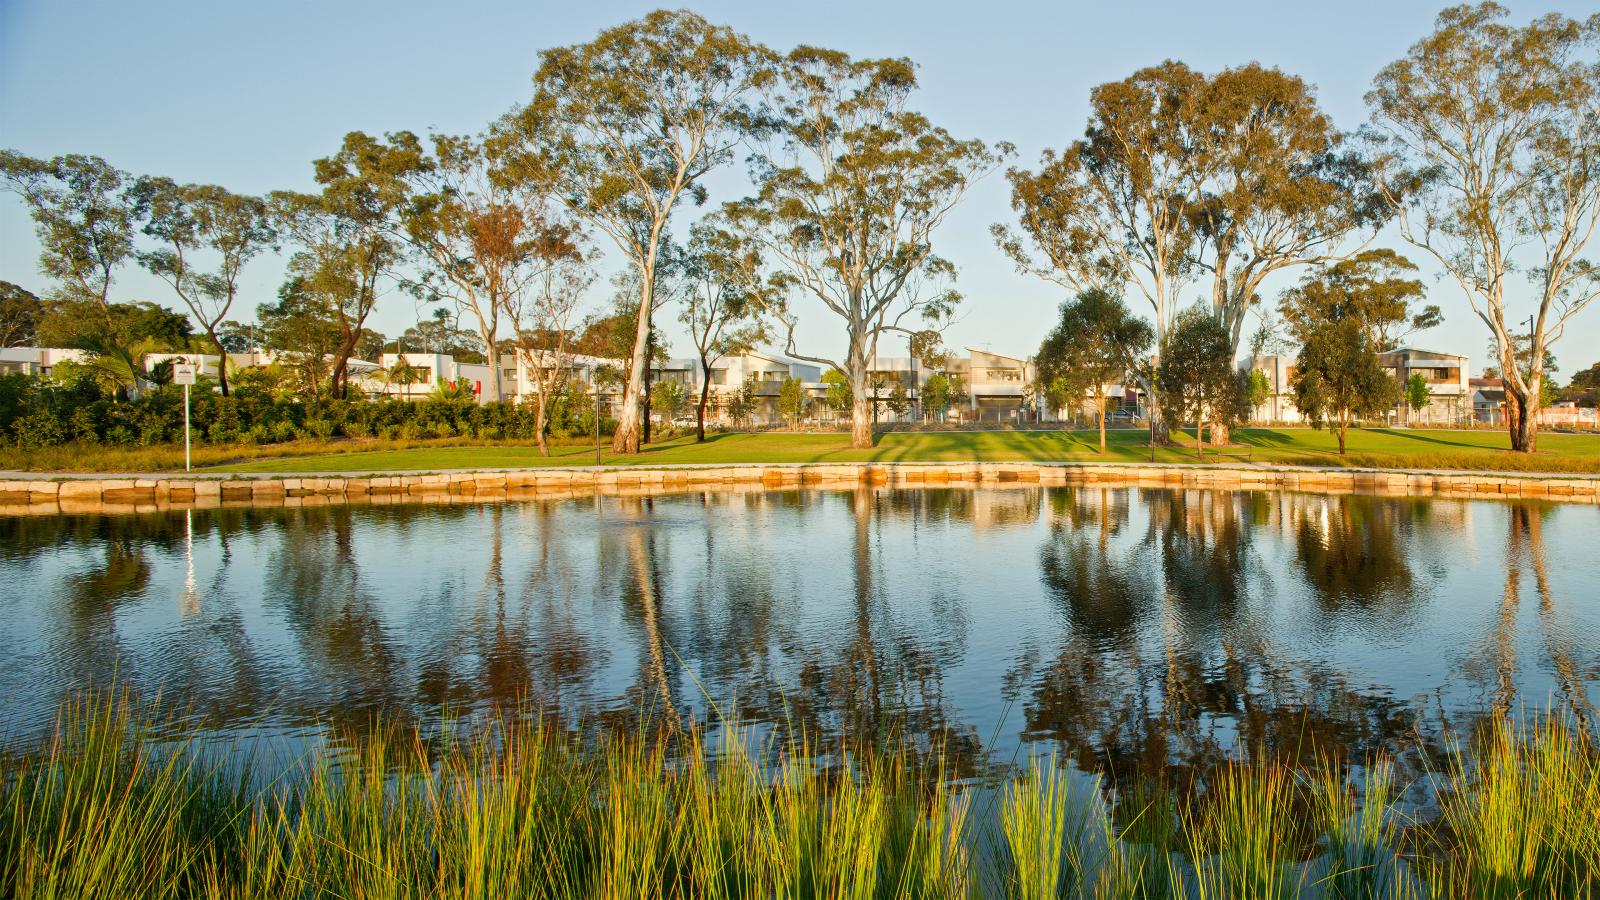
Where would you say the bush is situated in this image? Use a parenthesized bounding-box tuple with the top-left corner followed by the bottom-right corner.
(0, 370, 611, 450)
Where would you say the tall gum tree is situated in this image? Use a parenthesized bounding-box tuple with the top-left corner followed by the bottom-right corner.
(388, 130, 576, 404)
(0, 152, 135, 332)
(271, 132, 421, 399)
(501, 10, 775, 453)
(1187, 64, 1387, 442)
(130, 179, 276, 396)
(732, 47, 1010, 449)
(502, 249, 593, 456)
(995, 62, 1211, 445)
(1367, 3, 1600, 452)
(674, 222, 779, 442)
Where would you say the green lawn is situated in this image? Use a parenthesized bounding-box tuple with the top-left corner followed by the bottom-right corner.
(207, 427, 1600, 474)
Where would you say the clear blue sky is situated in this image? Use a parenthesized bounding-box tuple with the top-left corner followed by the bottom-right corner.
(3, 0, 1598, 376)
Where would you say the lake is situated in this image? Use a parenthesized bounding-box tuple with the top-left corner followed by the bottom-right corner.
(2, 486, 1595, 784)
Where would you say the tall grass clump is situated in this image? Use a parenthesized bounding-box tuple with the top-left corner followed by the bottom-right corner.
(0, 689, 249, 900)
(4, 689, 1600, 899)
(1424, 716, 1600, 898)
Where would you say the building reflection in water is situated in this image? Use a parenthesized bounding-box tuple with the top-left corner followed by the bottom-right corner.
(1, 486, 1595, 778)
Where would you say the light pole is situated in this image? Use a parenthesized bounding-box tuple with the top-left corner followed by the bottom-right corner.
(594, 373, 603, 467)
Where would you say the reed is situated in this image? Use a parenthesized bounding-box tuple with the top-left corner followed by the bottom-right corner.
(2, 690, 1596, 899)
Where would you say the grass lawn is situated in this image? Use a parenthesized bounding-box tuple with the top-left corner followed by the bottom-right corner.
(185, 427, 1600, 475)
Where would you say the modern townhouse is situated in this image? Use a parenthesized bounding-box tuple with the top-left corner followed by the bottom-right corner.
(1242, 347, 1472, 426)
(1379, 348, 1471, 424)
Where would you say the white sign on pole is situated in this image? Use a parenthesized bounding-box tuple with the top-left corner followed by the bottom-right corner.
(174, 363, 196, 471)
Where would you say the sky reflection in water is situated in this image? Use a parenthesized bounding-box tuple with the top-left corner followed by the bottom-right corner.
(1, 487, 1596, 782)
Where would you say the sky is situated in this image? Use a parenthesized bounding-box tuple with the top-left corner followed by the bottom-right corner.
(3, 0, 1599, 377)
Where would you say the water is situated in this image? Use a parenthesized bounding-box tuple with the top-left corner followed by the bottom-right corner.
(2, 486, 1596, 783)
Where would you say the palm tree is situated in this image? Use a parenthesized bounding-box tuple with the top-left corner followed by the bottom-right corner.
(76, 335, 163, 401)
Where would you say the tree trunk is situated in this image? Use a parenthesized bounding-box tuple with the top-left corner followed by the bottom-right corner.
(847, 344, 873, 449)
(696, 360, 711, 443)
(612, 292, 652, 455)
(1194, 420, 1205, 461)
(481, 340, 500, 403)
(1337, 415, 1348, 455)
(535, 397, 550, 457)
(1136, 371, 1169, 446)
(1209, 419, 1230, 446)
(1096, 392, 1107, 454)
(850, 393, 873, 448)
(207, 327, 230, 397)
(1503, 372, 1542, 453)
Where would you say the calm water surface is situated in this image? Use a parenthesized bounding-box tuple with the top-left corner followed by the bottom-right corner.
(2, 487, 1596, 780)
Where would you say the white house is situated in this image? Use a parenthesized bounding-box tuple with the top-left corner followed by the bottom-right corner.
(0, 347, 91, 377)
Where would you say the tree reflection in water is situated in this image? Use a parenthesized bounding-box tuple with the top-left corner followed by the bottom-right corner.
(1, 486, 1595, 776)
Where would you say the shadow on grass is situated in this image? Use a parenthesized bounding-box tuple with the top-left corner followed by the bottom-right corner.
(1365, 428, 1503, 451)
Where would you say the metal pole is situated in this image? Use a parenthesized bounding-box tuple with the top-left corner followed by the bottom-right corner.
(183, 383, 191, 472)
(595, 378, 602, 467)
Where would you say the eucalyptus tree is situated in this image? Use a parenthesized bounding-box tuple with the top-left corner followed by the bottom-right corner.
(502, 247, 594, 456)
(1035, 289, 1154, 453)
(1367, 2, 1600, 452)
(1187, 64, 1386, 367)
(501, 10, 776, 453)
(1000, 61, 1385, 445)
(0, 281, 41, 347)
(390, 130, 578, 403)
(995, 61, 1211, 445)
(0, 151, 135, 332)
(730, 47, 1010, 449)
(271, 131, 421, 398)
(130, 179, 276, 395)
(675, 222, 781, 441)
(1277, 249, 1440, 353)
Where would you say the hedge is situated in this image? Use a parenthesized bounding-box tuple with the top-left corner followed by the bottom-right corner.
(0, 373, 604, 449)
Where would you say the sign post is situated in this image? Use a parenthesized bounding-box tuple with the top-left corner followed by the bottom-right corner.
(174, 363, 197, 472)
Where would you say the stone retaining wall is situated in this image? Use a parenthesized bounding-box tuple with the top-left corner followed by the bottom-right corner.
(1, 463, 1596, 516)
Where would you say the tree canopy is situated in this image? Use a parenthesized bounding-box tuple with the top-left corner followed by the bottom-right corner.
(730, 46, 1009, 448)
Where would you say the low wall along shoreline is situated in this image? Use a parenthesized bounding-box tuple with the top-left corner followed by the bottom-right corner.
(3, 462, 1599, 516)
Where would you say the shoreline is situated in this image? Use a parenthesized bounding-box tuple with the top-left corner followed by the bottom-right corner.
(3, 460, 1598, 515)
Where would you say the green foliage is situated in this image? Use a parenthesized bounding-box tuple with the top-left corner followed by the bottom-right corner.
(0, 151, 135, 315)
(34, 298, 192, 349)
(1279, 250, 1439, 352)
(1156, 307, 1250, 459)
(822, 368, 852, 413)
(1367, 3, 1599, 451)
(1249, 368, 1272, 411)
(1036, 289, 1153, 444)
(0, 281, 42, 347)
(921, 371, 969, 422)
(883, 378, 910, 417)
(1291, 318, 1402, 453)
(0, 369, 606, 451)
(649, 378, 685, 421)
(1404, 373, 1432, 414)
(430, 376, 475, 402)
(776, 376, 806, 426)
(727, 46, 1010, 445)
